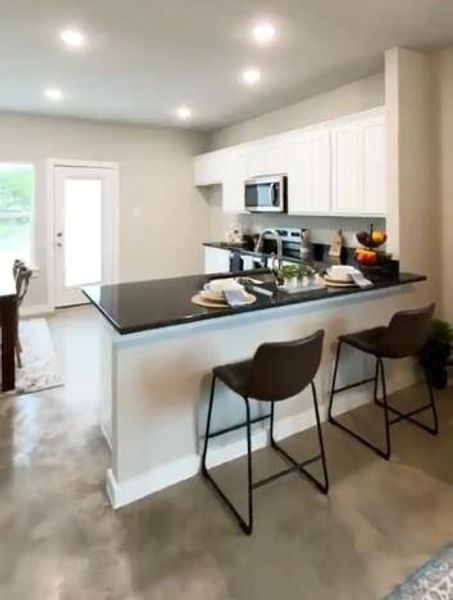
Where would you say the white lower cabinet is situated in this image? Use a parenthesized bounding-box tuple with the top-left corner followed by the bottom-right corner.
(288, 129, 331, 214)
(204, 247, 231, 274)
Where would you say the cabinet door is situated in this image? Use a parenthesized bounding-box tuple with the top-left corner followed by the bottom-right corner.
(223, 148, 246, 213)
(204, 247, 231, 274)
(194, 151, 225, 186)
(245, 140, 287, 178)
(331, 122, 361, 214)
(288, 130, 331, 214)
(358, 114, 386, 215)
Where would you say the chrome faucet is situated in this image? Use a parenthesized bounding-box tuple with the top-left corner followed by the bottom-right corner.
(254, 228, 283, 271)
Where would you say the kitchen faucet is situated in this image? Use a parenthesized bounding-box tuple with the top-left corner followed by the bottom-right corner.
(254, 228, 283, 271)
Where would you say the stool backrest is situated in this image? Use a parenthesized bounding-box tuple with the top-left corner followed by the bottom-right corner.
(381, 303, 435, 358)
(245, 330, 324, 401)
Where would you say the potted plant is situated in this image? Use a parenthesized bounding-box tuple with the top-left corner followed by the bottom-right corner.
(419, 319, 453, 389)
(279, 264, 301, 288)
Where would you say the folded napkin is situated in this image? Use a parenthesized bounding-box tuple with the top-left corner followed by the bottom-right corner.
(350, 271, 373, 289)
(223, 287, 250, 307)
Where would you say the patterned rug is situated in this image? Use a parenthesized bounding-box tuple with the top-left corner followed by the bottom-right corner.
(1, 318, 63, 395)
(385, 545, 453, 599)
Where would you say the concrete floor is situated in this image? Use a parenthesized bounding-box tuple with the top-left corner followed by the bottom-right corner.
(1, 306, 453, 599)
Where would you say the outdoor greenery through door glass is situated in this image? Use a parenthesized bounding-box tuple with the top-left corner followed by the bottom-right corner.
(0, 163, 34, 270)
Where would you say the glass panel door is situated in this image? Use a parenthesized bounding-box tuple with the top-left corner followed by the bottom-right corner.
(54, 165, 117, 307)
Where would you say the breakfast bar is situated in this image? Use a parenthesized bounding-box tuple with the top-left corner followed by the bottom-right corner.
(84, 268, 428, 508)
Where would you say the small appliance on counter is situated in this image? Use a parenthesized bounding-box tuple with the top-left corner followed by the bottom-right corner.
(223, 224, 244, 246)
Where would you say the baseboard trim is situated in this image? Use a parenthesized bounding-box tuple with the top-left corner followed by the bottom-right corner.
(20, 304, 55, 318)
(107, 367, 418, 509)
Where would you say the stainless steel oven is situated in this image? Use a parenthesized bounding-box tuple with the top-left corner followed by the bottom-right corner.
(244, 175, 287, 213)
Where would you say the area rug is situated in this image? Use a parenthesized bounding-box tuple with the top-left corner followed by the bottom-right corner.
(1, 318, 63, 396)
(385, 545, 453, 599)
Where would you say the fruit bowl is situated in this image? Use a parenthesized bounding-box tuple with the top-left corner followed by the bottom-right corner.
(356, 230, 387, 249)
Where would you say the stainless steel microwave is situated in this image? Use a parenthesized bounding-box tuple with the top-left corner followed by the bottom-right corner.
(244, 175, 287, 213)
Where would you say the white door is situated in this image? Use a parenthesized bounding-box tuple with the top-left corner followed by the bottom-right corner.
(288, 130, 331, 214)
(53, 165, 118, 307)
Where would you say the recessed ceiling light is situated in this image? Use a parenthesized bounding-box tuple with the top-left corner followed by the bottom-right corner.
(177, 106, 192, 120)
(59, 28, 86, 49)
(252, 22, 276, 44)
(242, 68, 262, 86)
(44, 87, 63, 102)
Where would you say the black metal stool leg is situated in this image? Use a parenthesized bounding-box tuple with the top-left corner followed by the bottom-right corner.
(425, 369, 439, 435)
(328, 342, 342, 421)
(269, 384, 329, 494)
(379, 358, 391, 459)
(311, 382, 329, 493)
(373, 357, 380, 403)
(201, 376, 254, 535)
(374, 366, 439, 436)
(329, 346, 391, 460)
(201, 375, 216, 477)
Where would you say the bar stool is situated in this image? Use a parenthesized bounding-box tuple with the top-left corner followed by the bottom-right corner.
(201, 329, 329, 535)
(328, 304, 437, 460)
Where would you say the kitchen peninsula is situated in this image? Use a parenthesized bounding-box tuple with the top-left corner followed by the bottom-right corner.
(84, 268, 427, 509)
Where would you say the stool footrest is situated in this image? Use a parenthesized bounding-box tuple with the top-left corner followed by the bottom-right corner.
(252, 454, 322, 490)
(207, 412, 271, 439)
(376, 399, 438, 433)
(333, 376, 376, 395)
(329, 416, 390, 460)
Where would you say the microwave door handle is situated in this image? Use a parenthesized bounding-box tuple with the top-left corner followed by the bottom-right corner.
(270, 182, 278, 207)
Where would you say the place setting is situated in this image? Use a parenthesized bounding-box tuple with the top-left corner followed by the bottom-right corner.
(323, 265, 374, 289)
(191, 278, 257, 308)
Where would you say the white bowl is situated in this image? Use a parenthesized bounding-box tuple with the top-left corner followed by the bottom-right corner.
(207, 278, 243, 293)
(327, 265, 358, 281)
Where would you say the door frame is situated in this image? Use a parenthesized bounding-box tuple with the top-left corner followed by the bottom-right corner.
(46, 159, 120, 310)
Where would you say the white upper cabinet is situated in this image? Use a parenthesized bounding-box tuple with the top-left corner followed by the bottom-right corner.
(288, 129, 331, 214)
(223, 148, 246, 213)
(331, 120, 361, 214)
(193, 107, 386, 217)
(194, 150, 226, 186)
(245, 140, 287, 178)
(358, 112, 386, 215)
(331, 110, 386, 216)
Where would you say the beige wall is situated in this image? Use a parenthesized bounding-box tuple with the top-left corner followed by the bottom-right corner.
(0, 113, 209, 307)
(385, 48, 439, 304)
(210, 72, 385, 149)
(435, 49, 453, 321)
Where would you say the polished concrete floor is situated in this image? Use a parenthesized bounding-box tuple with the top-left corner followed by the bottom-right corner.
(1, 306, 453, 599)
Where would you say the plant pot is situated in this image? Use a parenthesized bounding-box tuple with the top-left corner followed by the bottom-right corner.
(284, 276, 299, 289)
(419, 340, 451, 390)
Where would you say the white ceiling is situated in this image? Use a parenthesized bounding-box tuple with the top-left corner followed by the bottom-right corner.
(1, 0, 453, 130)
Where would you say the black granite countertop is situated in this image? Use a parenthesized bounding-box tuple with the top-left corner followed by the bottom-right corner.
(83, 269, 426, 336)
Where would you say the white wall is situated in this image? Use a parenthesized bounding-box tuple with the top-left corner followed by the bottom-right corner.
(210, 72, 385, 149)
(0, 112, 209, 307)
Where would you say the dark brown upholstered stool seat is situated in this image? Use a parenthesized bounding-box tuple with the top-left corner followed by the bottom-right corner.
(202, 330, 329, 535)
(213, 360, 252, 396)
(329, 304, 437, 459)
(338, 327, 387, 356)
